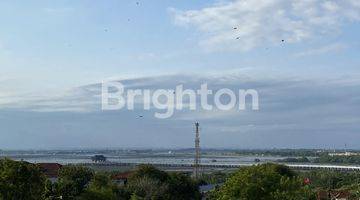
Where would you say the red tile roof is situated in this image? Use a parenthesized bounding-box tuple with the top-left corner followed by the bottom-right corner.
(37, 163, 62, 178)
(112, 171, 132, 180)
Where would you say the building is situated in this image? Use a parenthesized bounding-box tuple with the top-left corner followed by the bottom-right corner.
(37, 163, 62, 183)
(317, 190, 351, 200)
(328, 152, 360, 157)
(91, 155, 107, 162)
(111, 171, 132, 185)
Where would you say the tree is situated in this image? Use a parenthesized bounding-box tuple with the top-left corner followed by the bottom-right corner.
(200, 171, 229, 184)
(55, 165, 93, 199)
(127, 176, 169, 199)
(300, 170, 360, 190)
(44, 179, 55, 200)
(130, 193, 143, 200)
(127, 165, 170, 199)
(212, 163, 315, 200)
(129, 164, 169, 182)
(0, 158, 46, 200)
(127, 165, 200, 200)
(79, 172, 130, 200)
(89, 173, 112, 190)
(167, 172, 201, 200)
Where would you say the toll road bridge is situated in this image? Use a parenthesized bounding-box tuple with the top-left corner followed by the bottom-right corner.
(83, 162, 360, 171)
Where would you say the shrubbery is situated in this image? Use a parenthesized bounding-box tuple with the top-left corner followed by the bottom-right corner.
(210, 163, 316, 200)
(3, 159, 360, 200)
(0, 159, 200, 200)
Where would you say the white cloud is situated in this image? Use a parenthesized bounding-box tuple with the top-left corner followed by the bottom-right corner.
(294, 42, 348, 57)
(171, 0, 360, 51)
(1, 73, 360, 148)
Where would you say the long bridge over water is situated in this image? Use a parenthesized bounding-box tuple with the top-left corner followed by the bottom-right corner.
(84, 162, 360, 172)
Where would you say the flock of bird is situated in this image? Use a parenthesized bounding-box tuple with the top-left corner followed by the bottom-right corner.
(233, 26, 286, 43)
(66, 2, 286, 119)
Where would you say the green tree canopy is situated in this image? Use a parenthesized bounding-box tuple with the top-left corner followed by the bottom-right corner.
(0, 158, 46, 200)
(55, 165, 93, 199)
(78, 172, 130, 200)
(167, 172, 200, 200)
(129, 164, 169, 182)
(127, 165, 200, 200)
(213, 163, 315, 200)
(127, 176, 169, 199)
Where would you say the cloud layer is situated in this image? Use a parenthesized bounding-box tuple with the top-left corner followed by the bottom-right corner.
(172, 0, 360, 51)
(1, 73, 360, 149)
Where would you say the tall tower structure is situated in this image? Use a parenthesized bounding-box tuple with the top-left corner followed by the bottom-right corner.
(193, 122, 201, 179)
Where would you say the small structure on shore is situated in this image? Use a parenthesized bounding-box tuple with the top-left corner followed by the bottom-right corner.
(91, 155, 107, 162)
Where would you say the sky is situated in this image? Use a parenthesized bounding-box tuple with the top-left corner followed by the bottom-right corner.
(0, 0, 360, 149)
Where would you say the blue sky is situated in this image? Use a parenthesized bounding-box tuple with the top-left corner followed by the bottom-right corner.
(1, 0, 360, 149)
(1, 0, 217, 90)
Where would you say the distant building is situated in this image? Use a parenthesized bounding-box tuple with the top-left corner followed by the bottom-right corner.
(91, 155, 107, 162)
(317, 190, 351, 200)
(328, 152, 360, 157)
(111, 171, 132, 185)
(37, 163, 62, 183)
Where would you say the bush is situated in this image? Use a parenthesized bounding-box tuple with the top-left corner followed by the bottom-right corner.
(127, 165, 200, 200)
(212, 163, 315, 200)
(0, 158, 46, 200)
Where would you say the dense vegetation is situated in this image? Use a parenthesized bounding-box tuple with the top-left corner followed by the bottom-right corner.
(209, 163, 316, 200)
(2, 158, 360, 200)
(0, 159, 200, 200)
(300, 170, 360, 190)
(0, 158, 46, 200)
(314, 155, 360, 165)
(200, 171, 229, 184)
(126, 164, 200, 200)
(231, 149, 326, 157)
(276, 154, 360, 165)
(277, 156, 310, 163)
